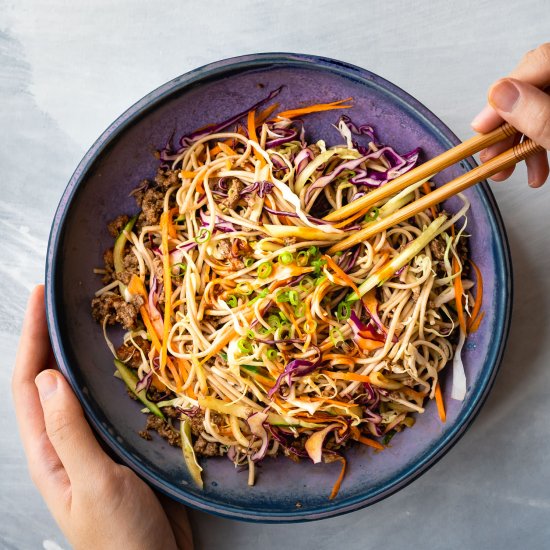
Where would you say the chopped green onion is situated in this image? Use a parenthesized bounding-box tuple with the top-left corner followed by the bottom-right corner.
(278, 311, 289, 323)
(307, 246, 319, 257)
(364, 207, 380, 223)
(267, 314, 282, 328)
(288, 290, 299, 306)
(194, 227, 211, 244)
(311, 258, 326, 276)
(329, 327, 344, 346)
(236, 282, 253, 295)
(244, 258, 255, 268)
(170, 262, 187, 278)
(298, 276, 315, 292)
(249, 288, 269, 306)
(336, 302, 350, 321)
(266, 349, 278, 361)
(296, 251, 309, 266)
(258, 325, 273, 335)
(257, 261, 273, 279)
(226, 295, 238, 308)
(246, 329, 255, 340)
(219, 352, 228, 361)
(383, 430, 396, 445)
(279, 251, 294, 265)
(276, 290, 290, 303)
(315, 275, 327, 286)
(237, 338, 253, 354)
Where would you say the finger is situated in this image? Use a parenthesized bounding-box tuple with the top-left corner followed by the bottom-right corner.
(488, 78, 550, 149)
(471, 104, 504, 134)
(35, 369, 112, 488)
(12, 286, 69, 497)
(509, 43, 550, 89)
(526, 149, 550, 188)
(471, 43, 550, 132)
(478, 133, 521, 182)
(157, 494, 195, 550)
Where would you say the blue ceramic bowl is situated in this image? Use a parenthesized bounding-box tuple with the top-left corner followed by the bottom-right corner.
(45, 53, 512, 522)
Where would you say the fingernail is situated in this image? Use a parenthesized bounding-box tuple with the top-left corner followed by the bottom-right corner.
(489, 80, 520, 113)
(35, 371, 58, 401)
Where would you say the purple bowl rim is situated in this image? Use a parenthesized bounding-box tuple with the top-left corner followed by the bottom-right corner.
(45, 52, 512, 523)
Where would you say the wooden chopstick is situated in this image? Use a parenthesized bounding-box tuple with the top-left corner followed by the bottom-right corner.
(324, 122, 518, 223)
(326, 137, 544, 255)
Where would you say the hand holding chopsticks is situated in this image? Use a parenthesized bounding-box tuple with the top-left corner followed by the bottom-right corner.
(325, 123, 544, 254)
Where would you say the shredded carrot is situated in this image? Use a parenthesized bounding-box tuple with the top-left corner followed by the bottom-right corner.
(325, 356, 356, 368)
(180, 170, 197, 179)
(160, 212, 173, 376)
(332, 208, 368, 229)
(467, 259, 484, 333)
(256, 102, 279, 125)
(355, 435, 385, 451)
(329, 456, 347, 500)
(322, 370, 371, 384)
(434, 381, 446, 423)
(452, 256, 467, 333)
(276, 98, 353, 121)
(209, 145, 221, 156)
(469, 311, 485, 333)
(422, 181, 438, 219)
(323, 255, 384, 331)
(247, 110, 265, 166)
(218, 142, 237, 156)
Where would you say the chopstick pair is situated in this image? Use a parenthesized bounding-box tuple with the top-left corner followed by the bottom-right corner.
(325, 123, 544, 254)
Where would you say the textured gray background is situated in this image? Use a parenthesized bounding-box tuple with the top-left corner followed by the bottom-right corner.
(1, 1, 549, 549)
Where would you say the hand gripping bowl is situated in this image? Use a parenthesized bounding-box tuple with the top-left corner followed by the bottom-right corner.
(45, 53, 511, 522)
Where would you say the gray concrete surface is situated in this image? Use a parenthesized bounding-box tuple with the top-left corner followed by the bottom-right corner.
(1, 1, 549, 548)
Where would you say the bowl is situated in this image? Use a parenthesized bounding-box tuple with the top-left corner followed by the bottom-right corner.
(45, 53, 512, 522)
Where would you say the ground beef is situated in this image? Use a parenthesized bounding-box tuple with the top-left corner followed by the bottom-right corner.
(215, 239, 245, 271)
(154, 168, 180, 190)
(116, 251, 140, 285)
(141, 187, 165, 225)
(457, 238, 470, 277)
(163, 406, 181, 419)
(145, 415, 181, 447)
(116, 337, 151, 369)
(187, 412, 206, 436)
(102, 248, 115, 284)
(152, 256, 164, 284)
(138, 429, 152, 441)
(220, 178, 243, 210)
(193, 435, 222, 457)
(91, 293, 144, 330)
(107, 215, 130, 238)
(429, 236, 446, 261)
(131, 180, 150, 208)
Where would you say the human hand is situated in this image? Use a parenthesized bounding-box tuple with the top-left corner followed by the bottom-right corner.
(471, 42, 550, 187)
(12, 286, 193, 550)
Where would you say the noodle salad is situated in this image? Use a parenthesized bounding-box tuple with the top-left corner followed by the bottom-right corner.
(91, 89, 483, 498)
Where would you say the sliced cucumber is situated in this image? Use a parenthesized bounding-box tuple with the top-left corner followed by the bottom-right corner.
(114, 359, 164, 419)
(113, 214, 138, 274)
(180, 419, 203, 489)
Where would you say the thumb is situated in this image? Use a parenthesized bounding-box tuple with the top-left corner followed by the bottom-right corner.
(35, 370, 111, 486)
(488, 78, 550, 149)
